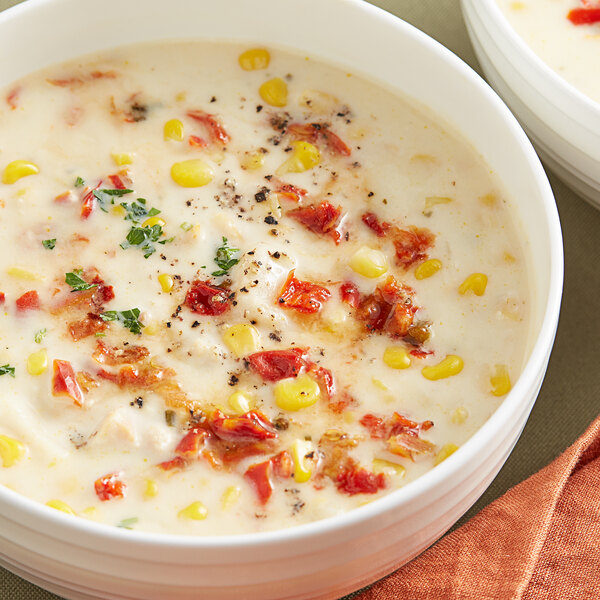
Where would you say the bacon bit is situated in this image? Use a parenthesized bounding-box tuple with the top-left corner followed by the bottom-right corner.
(89, 70, 118, 80)
(271, 450, 294, 478)
(287, 202, 343, 244)
(54, 191, 73, 204)
(273, 181, 308, 203)
(359, 414, 388, 440)
(336, 467, 386, 495)
(393, 227, 435, 269)
(92, 341, 149, 365)
(410, 348, 434, 359)
(185, 280, 230, 316)
(568, 7, 600, 24)
(187, 110, 230, 144)
(327, 390, 358, 414)
(244, 460, 273, 505)
(76, 371, 99, 393)
(97, 362, 176, 389)
(0, 292, 5, 305)
(52, 359, 85, 406)
(340, 282, 360, 308)
(69, 313, 107, 341)
(70, 233, 90, 244)
(16, 290, 40, 312)
(94, 473, 126, 501)
(387, 433, 436, 460)
(247, 348, 308, 381)
(277, 270, 331, 314)
(108, 174, 127, 190)
(287, 122, 351, 156)
(360, 411, 433, 440)
(157, 456, 187, 471)
(362, 212, 392, 238)
(188, 135, 208, 148)
(47, 77, 84, 87)
(175, 427, 210, 458)
(210, 409, 277, 442)
(6, 86, 21, 110)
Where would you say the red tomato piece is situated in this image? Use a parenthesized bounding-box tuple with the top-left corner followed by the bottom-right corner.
(340, 282, 360, 308)
(52, 359, 85, 406)
(188, 135, 208, 148)
(361, 212, 392, 238)
(568, 7, 600, 24)
(277, 270, 331, 314)
(247, 348, 308, 381)
(69, 313, 107, 341)
(306, 363, 335, 398)
(16, 290, 40, 312)
(175, 427, 210, 457)
(393, 226, 435, 269)
(336, 468, 386, 495)
(0, 292, 5, 305)
(185, 280, 230, 316)
(209, 409, 277, 442)
(287, 202, 343, 244)
(6, 86, 21, 110)
(273, 181, 308, 203)
(186, 110, 230, 144)
(244, 460, 273, 505)
(94, 473, 126, 501)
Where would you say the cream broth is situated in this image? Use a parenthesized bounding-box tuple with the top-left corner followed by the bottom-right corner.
(0, 41, 531, 535)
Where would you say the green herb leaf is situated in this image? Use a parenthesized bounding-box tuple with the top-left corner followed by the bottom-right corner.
(120, 198, 161, 224)
(34, 329, 47, 344)
(42, 239, 56, 250)
(74, 176, 85, 188)
(180, 222, 193, 232)
(211, 237, 240, 277)
(93, 188, 133, 212)
(117, 517, 139, 530)
(0, 364, 15, 377)
(120, 224, 163, 258)
(100, 308, 144, 335)
(65, 269, 98, 292)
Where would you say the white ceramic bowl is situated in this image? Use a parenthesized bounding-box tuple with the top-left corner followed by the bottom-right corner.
(0, 0, 563, 599)
(461, 0, 600, 208)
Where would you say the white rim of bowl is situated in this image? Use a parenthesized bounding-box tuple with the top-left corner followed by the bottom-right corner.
(0, 0, 563, 554)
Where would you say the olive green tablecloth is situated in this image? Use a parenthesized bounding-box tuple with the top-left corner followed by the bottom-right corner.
(0, 0, 598, 598)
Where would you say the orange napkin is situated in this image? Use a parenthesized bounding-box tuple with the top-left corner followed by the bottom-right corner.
(356, 415, 600, 600)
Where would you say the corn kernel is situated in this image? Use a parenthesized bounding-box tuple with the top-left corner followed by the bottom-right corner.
(222, 324, 259, 358)
(2, 160, 39, 184)
(227, 390, 253, 414)
(434, 443, 459, 466)
(349, 246, 388, 278)
(144, 478, 158, 499)
(111, 204, 127, 217)
(164, 118, 185, 141)
(178, 501, 208, 520)
(274, 374, 321, 411)
(171, 159, 214, 188)
(0, 435, 26, 467)
(239, 48, 270, 71)
(371, 378, 388, 391)
(490, 364, 512, 397)
(221, 485, 241, 510)
(451, 406, 469, 424)
(81, 506, 99, 518)
(111, 153, 133, 166)
(46, 499, 75, 515)
(422, 355, 464, 381)
(27, 349, 48, 376)
(142, 216, 166, 229)
(241, 150, 266, 170)
(259, 77, 288, 107)
(276, 141, 320, 175)
(158, 273, 174, 293)
(383, 346, 411, 370)
(7, 267, 40, 280)
(459, 273, 488, 296)
(423, 196, 452, 216)
(372, 458, 406, 478)
(415, 259, 442, 280)
(144, 321, 160, 336)
(291, 439, 314, 483)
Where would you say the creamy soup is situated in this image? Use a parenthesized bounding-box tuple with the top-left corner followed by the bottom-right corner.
(497, 0, 600, 104)
(0, 41, 531, 535)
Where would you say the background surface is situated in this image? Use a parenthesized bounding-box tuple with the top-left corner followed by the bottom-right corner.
(0, 0, 598, 598)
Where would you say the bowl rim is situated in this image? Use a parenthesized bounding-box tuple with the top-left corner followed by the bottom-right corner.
(0, 0, 563, 553)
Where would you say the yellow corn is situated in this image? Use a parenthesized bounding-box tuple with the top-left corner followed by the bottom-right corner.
(383, 346, 411, 370)
(434, 443, 459, 466)
(371, 378, 388, 391)
(259, 77, 288, 107)
(451, 406, 469, 424)
(46, 499, 76, 515)
(349, 246, 388, 278)
(164, 118, 185, 141)
(291, 439, 313, 483)
(27, 349, 48, 376)
(422, 355, 464, 381)
(222, 324, 259, 358)
(274, 374, 321, 411)
(178, 501, 208, 520)
(158, 273, 174, 293)
(276, 141, 320, 174)
(171, 159, 214, 188)
(239, 48, 270, 71)
(221, 485, 241, 510)
(0, 435, 26, 467)
(479, 193, 498, 207)
(490, 364, 512, 397)
(7, 267, 40, 281)
(227, 390, 253, 414)
(144, 321, 160, 336)
(415, 259, 442, 280)
(423, 196, 452, 216)
(241, 151, 266, 171)
(144, 478, 159, 499)
(111, 204, 127, 217)
(142, 216, 166, 229)
(81, 506, 99, 519)
(459, 273, 488, 296)
(2, 160, 39, 184)
(111, 153, 133, 166)
(372, 458, 406, 478)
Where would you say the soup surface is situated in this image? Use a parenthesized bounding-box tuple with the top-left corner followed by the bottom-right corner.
(496, 0, 600, 104)
(0, 41, 531, 535)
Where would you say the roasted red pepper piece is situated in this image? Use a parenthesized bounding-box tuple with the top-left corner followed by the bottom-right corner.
(16, 290, 40, 312)
(393, 227, 435, 269)
(306, 363, 335, 399)
(247, 348, 308, 381)
(277, 270, 331, 314)
(107, 174, 127, 190)
(52, 359, 84, 406)
(209, 409, 277, 442)
(157, 456, 187, 471)
(0, 292, 5, 305)
(175, 427, 210, 457)
(185, 280, 230, 316)
(245, 460, 273, 505)
(187, 110, 230, 144)
(568, 7, 600, 24)
(80, 183, 101, 220)
(336, 467, 386, 495)
(94, 473, 126, 501)
(188, 135, 208, 148)
(273, 181, 308, 203)
(361, 212, 392, 237)
(340, 282, 360, 308)
(287, 202, 343, 244)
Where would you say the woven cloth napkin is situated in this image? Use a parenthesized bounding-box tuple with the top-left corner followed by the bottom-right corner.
(353, 415, 600, 600)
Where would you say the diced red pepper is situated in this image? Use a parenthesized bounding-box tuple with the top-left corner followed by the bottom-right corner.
(16, 290, 40, 312)
(69, 313, 107, 341)
(6, 86, 21, 110)
(277, 270, 331, 314)
(336, 468, 386, 495)
(568, 7, 600, 24)
(244, 459, 273, 505)
(287, 202, 343, 244)
(92, 340, 149, 365)
(410, 348, 434, 359)
(52, 359, 85, 406)
(80, 183, 101, 220)
(94, 473, 126, 501)
(209, 409, 277, 442)
(247, 348, 308, 381)
(340, 282, 360, 308)
(175, 427, 210, 457)
(393, 227, 435, 269)
(107, 174, 127, 190)
(185, 280, 230, 316)
(0, 292, 5, 305)
(54, 191, 73, 204)
(362, 212, 392, 238)
(187, 110, 230, 144)
(189, 135, 208, 148)
(273, 181, 308, 203)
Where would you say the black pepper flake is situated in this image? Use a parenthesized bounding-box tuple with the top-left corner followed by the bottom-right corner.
(269, 331, 281, 342)
(186, 200, 192, 207)
(210, 96, 217, 103)
(171, 305, 182, 319)
(166, 322, 172, 328)
(264, 174, 273, 181)
(250, 319, 257, 325)
(228, 374, 239, 386)
(255, 188, 268, 203)
(191, 321, 200, 328)
(272, 251, 281, 259)
(130, 397, 143, 409)
(264, 215, 278, 225)
(240, 286, 249, 293)
(367, 191, 374, 198)
(273, 416, 289, 431)
(256, 105, 263, 113)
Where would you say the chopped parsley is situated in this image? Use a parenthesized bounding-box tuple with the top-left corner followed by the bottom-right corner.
(120, 198, 161, 224)
(34, 329, 47, 344)
(74, 176, 85, 188)
(100, 308, 144, 335)
(211, 237, 240, 277)
(93, 188, 133, 212)
(180, 222, 193, 232)
(117, 517, 138, 530)
(120, 225, 165, 258)
(42, 239, 56, 250)
(0, 364, 15, 377)
(65, 269, 97, 292)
